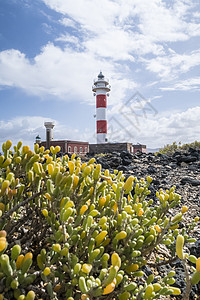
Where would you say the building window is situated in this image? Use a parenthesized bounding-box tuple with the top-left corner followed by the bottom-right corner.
(74, 146, 77, 153)
(85, 146, 88, 153)
(68, 146, 71, 153)
(80, 147, 83, 153)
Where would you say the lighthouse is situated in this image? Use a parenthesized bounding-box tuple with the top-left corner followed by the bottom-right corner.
(92, 71, 111, 144)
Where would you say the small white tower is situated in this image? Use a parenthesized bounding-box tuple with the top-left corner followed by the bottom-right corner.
(92, 71, 111, 144)
(44, 121, 55, 149)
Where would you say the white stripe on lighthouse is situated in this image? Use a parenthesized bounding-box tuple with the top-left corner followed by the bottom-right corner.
(97, 133, 106, 144)
(96, 107, 106, 121)
(95, 89, 107, 95)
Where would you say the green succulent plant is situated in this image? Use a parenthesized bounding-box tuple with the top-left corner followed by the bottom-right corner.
(0, 140, 199, 299)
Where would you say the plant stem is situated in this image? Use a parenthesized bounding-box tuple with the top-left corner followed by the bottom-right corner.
(0, 190, 44, 223)
(182, 258, 191, 300)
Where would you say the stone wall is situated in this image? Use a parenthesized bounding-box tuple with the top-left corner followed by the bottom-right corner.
(89, 143, 133, 154)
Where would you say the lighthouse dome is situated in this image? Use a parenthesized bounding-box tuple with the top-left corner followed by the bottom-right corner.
(98, 71, 104, 79)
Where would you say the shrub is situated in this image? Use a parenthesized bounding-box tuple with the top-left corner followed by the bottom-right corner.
(158, 140, 200, 155)
(0, 140, 199, 299)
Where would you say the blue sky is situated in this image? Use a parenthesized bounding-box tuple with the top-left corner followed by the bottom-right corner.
(0, 0, 200, 149)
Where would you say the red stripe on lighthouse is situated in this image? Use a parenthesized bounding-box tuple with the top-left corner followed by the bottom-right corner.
(96, 95, 107, 108)
(97, 120, 107, 133)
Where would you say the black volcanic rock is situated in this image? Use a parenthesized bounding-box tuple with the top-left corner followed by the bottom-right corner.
(96, 157, 110, 169)
(181, 177, 200, 186)
(117, 165, 129, 172)
(120, 150, 133, 160)
(122, 157, 132, 166)
(156, 153, 170, 161)
(109, 156, 122, 168)
(147, 165, 157, 174)
(176, 155, 197, 164)
(188, 239, 200, 258)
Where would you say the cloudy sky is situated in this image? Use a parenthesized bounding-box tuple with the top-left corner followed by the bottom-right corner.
(0, 0, 200, 150)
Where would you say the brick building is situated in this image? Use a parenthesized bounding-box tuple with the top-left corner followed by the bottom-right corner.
(37, 122, 89, 155)
(132, 144, 147, 153)
(40, 140, 89, 155)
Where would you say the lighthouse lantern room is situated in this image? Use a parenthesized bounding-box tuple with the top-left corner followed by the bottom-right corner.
(92, 71, 111, 144)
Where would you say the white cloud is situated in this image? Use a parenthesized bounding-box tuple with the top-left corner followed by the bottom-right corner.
(0, 116, 50, 150)
(43, 0, 119, 34)
(192, 11, 200, 19)
(134, 1, 188, 42)
(143, 49, 200, 80)
(107, 106, 200, 148)
(0, 43, 137, 106)
(0, 116, 93, 151)
(55, 34, 80, 45)
(44, 0, 200, 46)
(160, 76, 200, 91)
(42, 23, 53, 34)
(0, 50, 31, 87)
(39, 0, 200, 68)
(59, 17, 77, 28)
(84, 30, 164, 61)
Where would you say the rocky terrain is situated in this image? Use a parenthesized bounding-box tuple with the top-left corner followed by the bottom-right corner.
(91, 148, 200, 299)
(94, 148, 200, 225)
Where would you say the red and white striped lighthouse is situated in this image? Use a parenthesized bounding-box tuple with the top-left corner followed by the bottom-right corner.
(92, 71, 111, 144)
